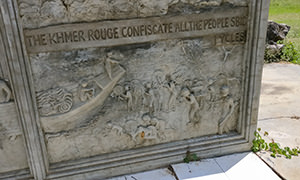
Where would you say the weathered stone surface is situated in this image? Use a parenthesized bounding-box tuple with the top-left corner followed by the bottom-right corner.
(0, 103, 29, 173)
(0, 0, 269, 179)
(267, 21, 290, 45)
(18, 0, 249, 29)
(181, 0, 222, 6)
(223, 0, 248, 6)
(36, 38, 244, 162)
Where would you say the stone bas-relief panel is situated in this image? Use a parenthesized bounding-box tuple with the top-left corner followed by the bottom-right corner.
(0, 79, 28, 173)
(30, 37, 244, 163)
(0, 0, 269, 178)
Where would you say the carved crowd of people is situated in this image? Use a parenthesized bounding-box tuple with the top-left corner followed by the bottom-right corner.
(112, 68, 239, 132)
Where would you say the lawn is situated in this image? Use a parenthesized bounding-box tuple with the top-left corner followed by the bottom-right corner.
(269, 0, 300, 51)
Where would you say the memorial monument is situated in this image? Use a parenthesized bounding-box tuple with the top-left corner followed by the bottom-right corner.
(0, 0, 270, 179)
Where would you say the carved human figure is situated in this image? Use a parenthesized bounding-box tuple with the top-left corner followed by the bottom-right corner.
(121, 85, 133, 112)
(104, 52, 119, 80)
(165, 80, 177, 111)
(191, 78, 206, 109)
(152, 70, 166, 112)
(141, 114, 161, 128)
(132, 83, 144, 110)
(221, 46, 236, 63)
(181, 88, 200, 123)
(107, 122, 123, 136)
(112, 85, 124, 100)
(149, 116, 167, 140)
(206, 78, 217, 110)
(220, 46, 236, 72)
(78, 80, 95, 102)
(0, 79, 11, 103)
(218, 86, 236, 134)
(141, 114, 151, 125)
(143, 82, 155, 113)
(207, 78, 216, 101)
(151, 86, 161, 112)
(183, 79, 193, 89)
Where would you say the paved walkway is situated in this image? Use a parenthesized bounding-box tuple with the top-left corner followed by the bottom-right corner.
(257, 63, 300, 180)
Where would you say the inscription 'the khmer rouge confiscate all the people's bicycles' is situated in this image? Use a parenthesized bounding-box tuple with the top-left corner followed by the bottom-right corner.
(24, 10, 247, 53)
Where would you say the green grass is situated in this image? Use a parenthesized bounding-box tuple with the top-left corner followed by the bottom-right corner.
(269, 0, 300, 52)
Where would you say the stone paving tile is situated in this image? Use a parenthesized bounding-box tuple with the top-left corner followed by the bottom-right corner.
(107, 168, 177, 180)
(258, 117, 300, 180)
(171, 159, 229, 180)
(108, 152, 281, 180)
(259, 63, 300, 119)
(214, 152, 281, 180)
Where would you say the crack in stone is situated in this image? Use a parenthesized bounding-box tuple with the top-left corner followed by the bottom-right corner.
(259, 115, 300, 121)
(168, 165, 180, 180)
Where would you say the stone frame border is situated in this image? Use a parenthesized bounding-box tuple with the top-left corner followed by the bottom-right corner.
(0, 0, 47, 179)
(0, 0, 270, 179)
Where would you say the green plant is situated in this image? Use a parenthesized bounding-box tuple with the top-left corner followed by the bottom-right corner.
(183, 151, 200, 163)
(252, 128, 300, 159)
(264, 40, 300, 64)
(252, 128, 269, 152)
(269, 0, 300, 63)
(280, 41, 300, 63)
(264, 46, 282, 63)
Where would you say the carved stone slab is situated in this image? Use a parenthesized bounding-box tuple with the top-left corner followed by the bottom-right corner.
(24, 8, 247, 53)
(0, 0, 270, 179)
